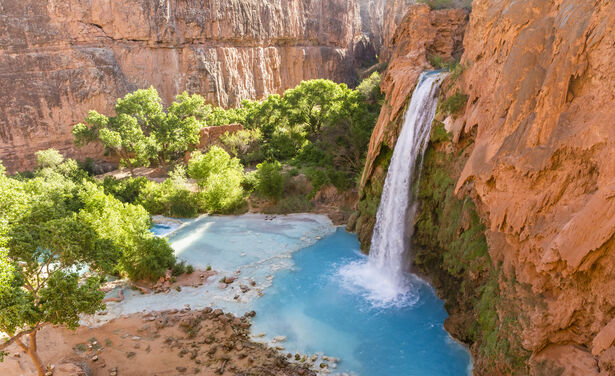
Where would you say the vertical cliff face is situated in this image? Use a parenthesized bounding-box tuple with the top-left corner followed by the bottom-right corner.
(0, 0, 381, 172)
(454, 0, 615, 373)
(359, 0, 615, 374)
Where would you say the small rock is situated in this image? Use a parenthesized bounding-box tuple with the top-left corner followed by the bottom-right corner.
(272, 336, 287, 343)
(126, 352, 136, 359)
(176, 367, 187, 373)
(240, 252, 247, 257)
(249, 280, 256, 286)
(92, 355, 99, 361)
(320, 362, 328, 368)
(239, 285, 249, 293)
(217, 283, 227, 289)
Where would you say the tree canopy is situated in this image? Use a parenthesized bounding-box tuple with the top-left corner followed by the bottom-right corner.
(0, 154, 176, 375)
(73, 87, 209, 172)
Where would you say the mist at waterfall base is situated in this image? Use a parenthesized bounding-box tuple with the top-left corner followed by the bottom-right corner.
(251, 228, 472, 375)
(340, 71, 447, 308)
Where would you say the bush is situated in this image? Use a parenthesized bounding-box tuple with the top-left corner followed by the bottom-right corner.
(219, 129, 264, 164)
(187, 147, 245, 213)
(263, 195, 312, 214)
(122, 235, 176, 281)
(36, 148, 64, 169)
(137, 179, 199, 218)
(255, 161, 285, 199)
(305, 168, 330, 197)
(241, 171, 259, 192)
(102, 176, 149, 203)
(200, 171, 244, 213)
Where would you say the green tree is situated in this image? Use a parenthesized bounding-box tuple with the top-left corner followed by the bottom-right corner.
(187, 147, 245, 212)
(0, 165, 106, 375)
(73, 87, 207, 173)
(281, 79, 346, 134)
(154, 92, 208, 165)
(0, 158, 177, 374)
(255, 161, 285, 199)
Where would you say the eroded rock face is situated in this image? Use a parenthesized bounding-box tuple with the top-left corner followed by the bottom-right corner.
(453, 0, 615, 368)
(0, 0, 380, 172)
(359, 0, 615, 373)
(360, 4, 468, 189)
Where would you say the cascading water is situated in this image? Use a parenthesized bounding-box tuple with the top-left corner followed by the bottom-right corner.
(340, 71, 447, 307)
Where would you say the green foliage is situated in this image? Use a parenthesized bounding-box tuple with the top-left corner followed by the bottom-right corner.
(219, 129, 264, 164)
(0, 158, 177, 370)
(137, 179, 199, 218)
(412, 131, 530, 374)
(440, 91, 469, 118)
(102, 176, 149, 203)
(73, 87, 208, 171)
(36, 148, 64, 169)
(204, 75, 382, 191)
(255, 161, 285, 199)
(187, 147, 245, 213)
(263, 195, 312, 214)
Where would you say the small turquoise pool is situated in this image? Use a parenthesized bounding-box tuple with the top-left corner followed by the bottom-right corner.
(250, 227, 472, 376)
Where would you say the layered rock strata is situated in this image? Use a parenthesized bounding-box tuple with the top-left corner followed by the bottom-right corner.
(0, 0, 378, 172)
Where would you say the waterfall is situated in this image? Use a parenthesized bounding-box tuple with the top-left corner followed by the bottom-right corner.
(339, 71, 447, 307)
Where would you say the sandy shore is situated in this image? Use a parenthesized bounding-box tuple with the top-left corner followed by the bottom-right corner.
(1, 308, 317, 376)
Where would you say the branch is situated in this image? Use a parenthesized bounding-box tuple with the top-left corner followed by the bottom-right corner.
(0, 324, 45, 352)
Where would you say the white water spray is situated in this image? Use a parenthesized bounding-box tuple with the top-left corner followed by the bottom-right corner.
(340, 71, 447, 307)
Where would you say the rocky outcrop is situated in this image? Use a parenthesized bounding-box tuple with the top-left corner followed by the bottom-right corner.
(359, 0, 615, 374)
(0, 0, 381, 172)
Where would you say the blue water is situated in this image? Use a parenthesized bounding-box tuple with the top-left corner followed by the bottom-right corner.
(251, 228, 472, 376)
(139, 216, 472, 375)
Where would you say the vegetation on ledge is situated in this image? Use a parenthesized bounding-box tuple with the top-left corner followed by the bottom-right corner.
(413, 122, 530, 375)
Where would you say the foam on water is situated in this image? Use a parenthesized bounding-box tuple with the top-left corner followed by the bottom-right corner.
(250, 228, 472, 375)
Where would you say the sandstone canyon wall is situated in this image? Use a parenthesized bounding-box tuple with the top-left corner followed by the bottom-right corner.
(357, 1, 615, 374)
(0, 0, 381, 172)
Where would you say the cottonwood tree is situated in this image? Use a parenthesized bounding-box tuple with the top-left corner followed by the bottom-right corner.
(0, 159, 175, 375)
(0, 165, 108, 375)
(73, 87, 208, 174)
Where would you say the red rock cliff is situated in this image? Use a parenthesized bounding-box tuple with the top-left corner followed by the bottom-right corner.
(455, 0, 615, 373)
(359, 0, 615, 374)
(0, 0, 379, 172)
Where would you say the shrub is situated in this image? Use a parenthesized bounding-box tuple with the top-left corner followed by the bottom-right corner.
(137, 179, 199, 218)
(219, 129, 264, 164)
(102, 176, 149, 203)
(440, 91, 469, 118)
(187, 147, 245, 213)
(255, 161, 285, 199)
(241, 170, 259, 192)
(187, 146, 243, 188)
(200, 171, 244, 213)
(36, 148, 64, 168)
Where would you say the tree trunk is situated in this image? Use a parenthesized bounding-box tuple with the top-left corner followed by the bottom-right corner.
(16, 331, 45, 376)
